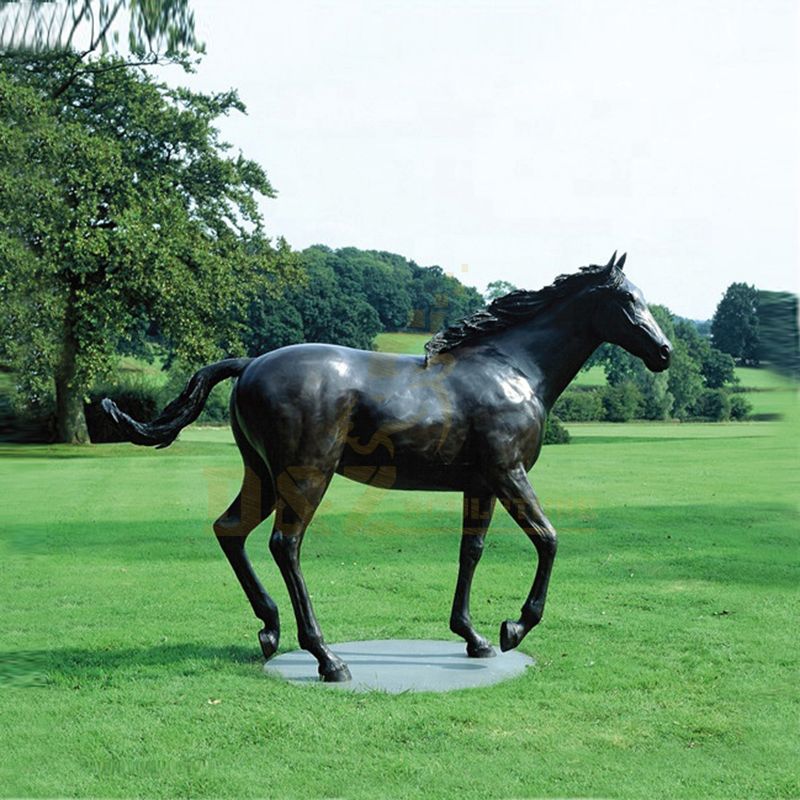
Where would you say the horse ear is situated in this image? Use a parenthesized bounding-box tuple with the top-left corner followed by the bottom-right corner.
(606, 251, 617, 268)
(616, 252, 627, 271)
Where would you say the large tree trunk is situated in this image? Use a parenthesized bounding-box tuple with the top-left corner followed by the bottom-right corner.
(55, 329, 89, 444)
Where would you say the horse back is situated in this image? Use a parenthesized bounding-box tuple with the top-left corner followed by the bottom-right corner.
(232, 342, 544, 491)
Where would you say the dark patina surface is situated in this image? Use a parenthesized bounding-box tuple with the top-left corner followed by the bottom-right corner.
(104, 253, 671, 681)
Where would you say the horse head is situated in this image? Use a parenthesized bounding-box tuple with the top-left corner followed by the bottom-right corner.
(591, 252, 672, 372)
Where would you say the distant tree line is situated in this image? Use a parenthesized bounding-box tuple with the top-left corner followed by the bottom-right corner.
(244, 245, 484, 355)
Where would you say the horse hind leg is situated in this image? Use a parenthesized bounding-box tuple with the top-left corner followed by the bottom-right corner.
(269, 466, 351, 682)
(450, 493, 497, 658)
(214, 464, 281, 660)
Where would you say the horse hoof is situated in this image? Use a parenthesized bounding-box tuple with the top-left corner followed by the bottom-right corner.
(467, 641, 496, 658)
(320, 662, 352, 683)
(258, 629, 279, 661)
(500, 619, 525, 652)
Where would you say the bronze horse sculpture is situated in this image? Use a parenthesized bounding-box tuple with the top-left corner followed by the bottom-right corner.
(103, 252, 671, 682)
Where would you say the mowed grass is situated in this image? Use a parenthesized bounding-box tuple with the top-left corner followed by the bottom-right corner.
(1, 404, 798, 798)
(734, 366, 797, 390)
(375, 330, 431, 355)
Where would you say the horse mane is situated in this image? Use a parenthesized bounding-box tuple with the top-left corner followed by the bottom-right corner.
(424, 261, 625, 359)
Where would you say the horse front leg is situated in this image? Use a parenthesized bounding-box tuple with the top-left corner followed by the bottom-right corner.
(450, 493, 497, 657)
(494, 466, 558, 652)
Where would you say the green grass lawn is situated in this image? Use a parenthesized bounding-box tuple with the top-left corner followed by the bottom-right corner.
(734, 366, 797, 390)
(374, 331, 431, 355)
(1, 408, 798, 798)
(570, 364, 607, 387)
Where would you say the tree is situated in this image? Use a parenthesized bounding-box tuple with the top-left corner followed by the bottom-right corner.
(245, 302, 304, 356)
(553, 389, 603, 421)
(243, 245, 483, 355)
(309, 246, 413, 331)
(693, 388, 731, 421)
(243, 251, 382, 354)
(360, 257, 413, 330)
(757, 291, 800, 376)
(674, 318, 736, 388)
(711, 283, 760, 365)
(0, 54, 300, 442)
(292, 259, 381, 350)
(666, 341, 705, 419)
(408, 264, 483, 331)
(602, 382, 643, 422)
(484, 280, 517, 304)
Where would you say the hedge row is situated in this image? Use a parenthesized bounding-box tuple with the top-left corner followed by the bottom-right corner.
(553, 384, 751, 423)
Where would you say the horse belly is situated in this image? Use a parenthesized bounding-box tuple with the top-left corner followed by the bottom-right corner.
(336, 456, 474, 492)
(337, 405, 474, 492)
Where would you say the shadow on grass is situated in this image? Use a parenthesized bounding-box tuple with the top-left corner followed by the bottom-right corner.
(0, 641, 262, 687)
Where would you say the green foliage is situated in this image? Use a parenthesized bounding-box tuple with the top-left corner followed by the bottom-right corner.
(729, 393, 752, 421)
(245, 302, 305, 356)
(0, 53, 299, 441)
(0, 0, 201, 58)
(553, 388, 604, 421)
(0, 388, 54, 443)
(711, 282, 760, 365)
(636, 368, 673, 420)
(700, 347, 737, 389)
(542, 414, 570, 444)
(708, 284, 799, 376)
(407, 262, 484, 332)
(693, 388, 731, 421)
(674, 318, 736, 388)
(334, 247, 414, 330)
(757, 291, 800, 376)
(601, 381, 643, 422)
(666, 340, 705, 419)
(244, 245, 483, 355)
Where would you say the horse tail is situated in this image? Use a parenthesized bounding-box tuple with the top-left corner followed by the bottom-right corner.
(101, 357, 253, 449)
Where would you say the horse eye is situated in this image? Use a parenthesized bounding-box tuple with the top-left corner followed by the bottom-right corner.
(624, 292, 635, 303)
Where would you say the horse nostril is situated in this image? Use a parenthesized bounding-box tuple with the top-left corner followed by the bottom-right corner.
(660, 344, 671, 361)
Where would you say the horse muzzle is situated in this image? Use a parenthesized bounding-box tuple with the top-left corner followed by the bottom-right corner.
(647, 341, 672, 372)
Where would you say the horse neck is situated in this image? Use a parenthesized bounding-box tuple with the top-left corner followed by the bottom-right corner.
(494, 298, 600, 411)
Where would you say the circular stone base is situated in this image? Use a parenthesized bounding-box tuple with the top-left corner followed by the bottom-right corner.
(263, 639, 534, 693)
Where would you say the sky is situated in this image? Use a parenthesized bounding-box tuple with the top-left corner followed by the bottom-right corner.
(156, 0, 798, 320)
